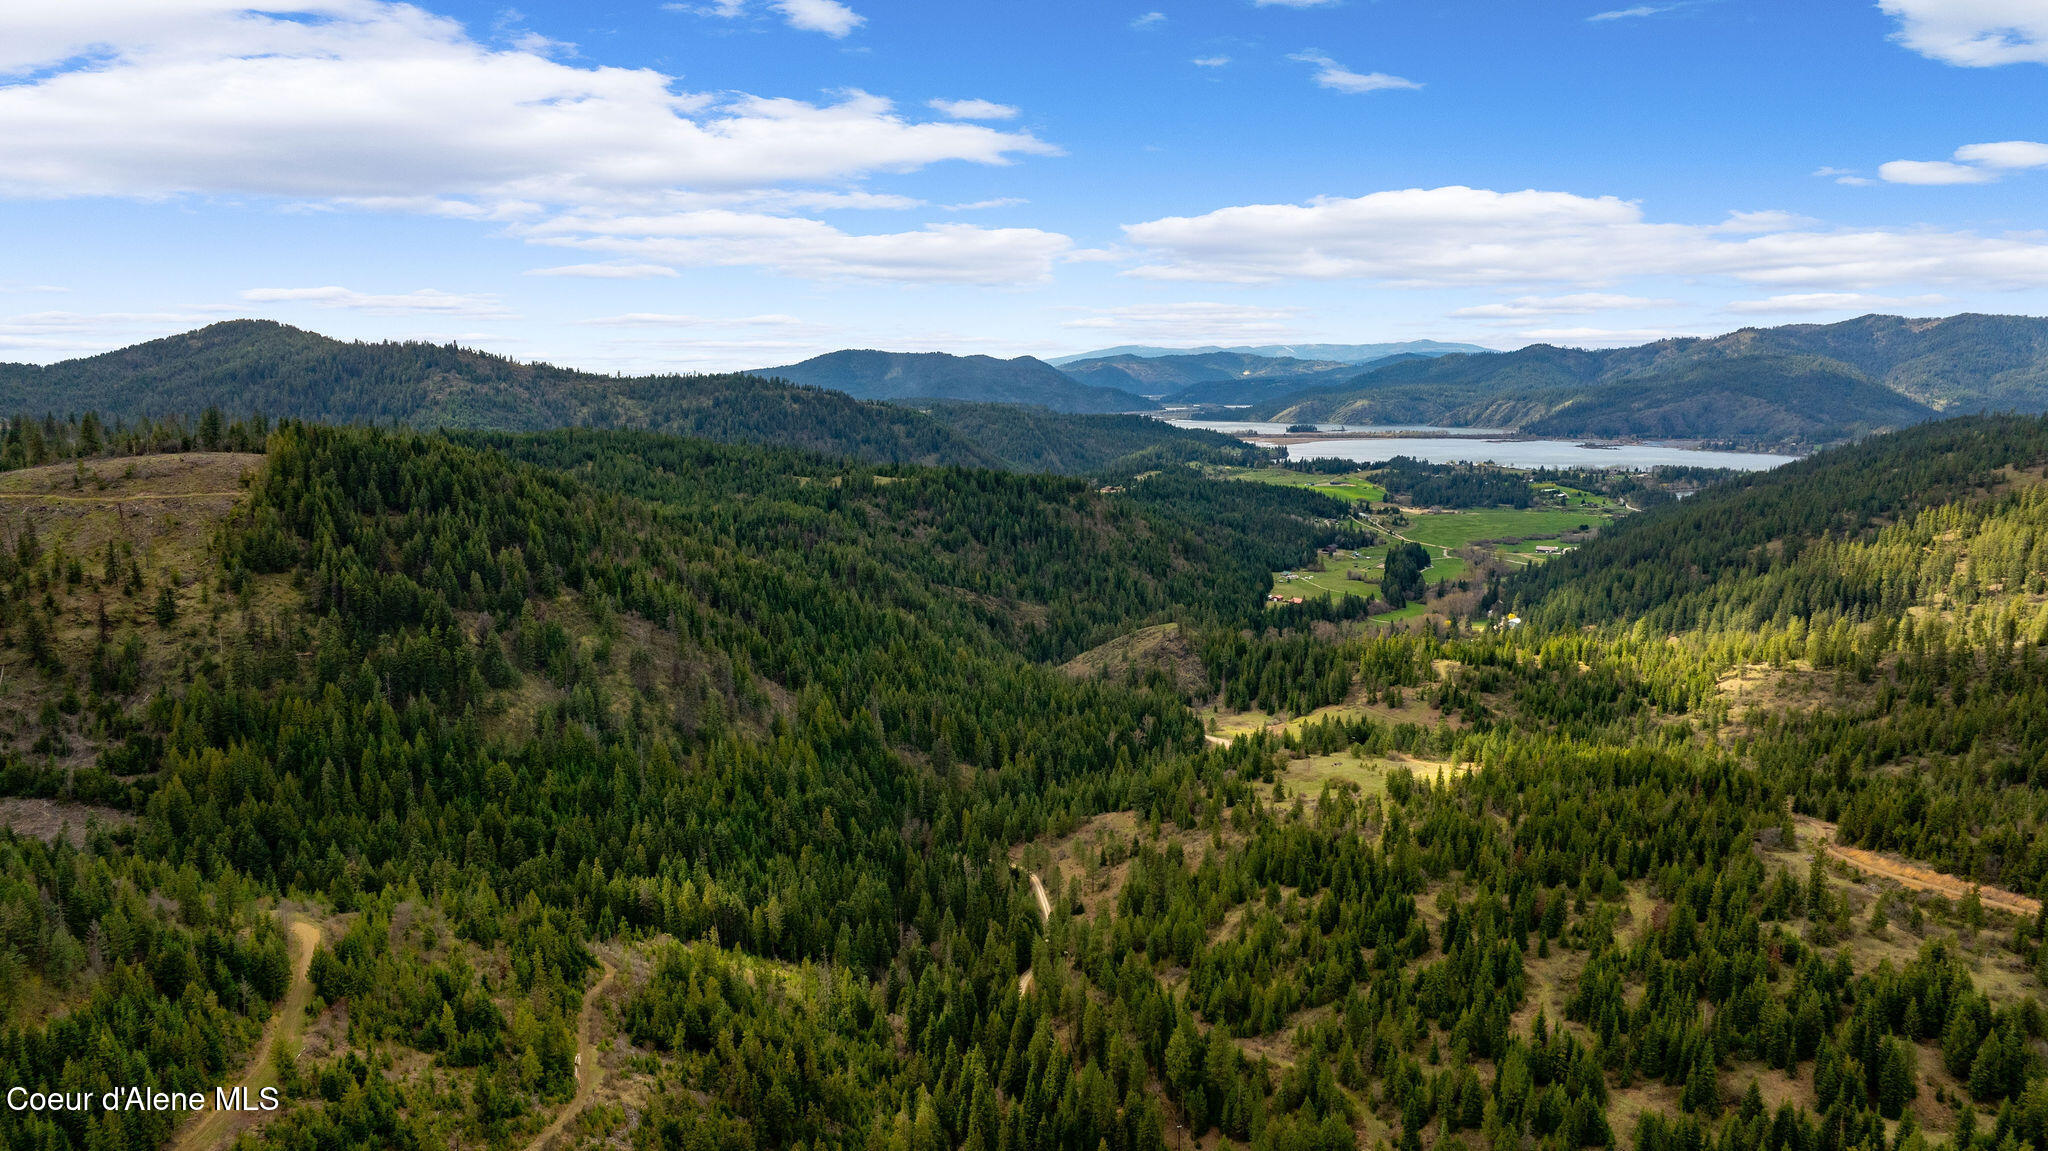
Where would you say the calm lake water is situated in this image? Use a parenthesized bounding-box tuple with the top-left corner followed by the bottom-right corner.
(1169, 419, 1510, 436)
(1283, 437, 1797, 471)
(1163, 419, 1799, 470)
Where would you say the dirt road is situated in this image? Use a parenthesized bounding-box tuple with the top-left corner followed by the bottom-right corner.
(522, 958, 618, 1151)
(1019, 873, 1053, 997)
(173, 917, 321, 1151)
(1797, 815, 2041, 919)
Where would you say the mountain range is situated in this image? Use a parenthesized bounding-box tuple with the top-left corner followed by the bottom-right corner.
(0, 320, 1234, 475)
(12, 313, 2048, 459)
(1043, 339, 1492, 366)
(753, 349, 1148, 413)
(1253, 313, 2048, 447)
(1057, 350, 1361, 399)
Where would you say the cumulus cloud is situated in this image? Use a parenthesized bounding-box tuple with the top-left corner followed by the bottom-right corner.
(1880, 140, 2048, 184)
(1288, 51, 1421, 93)
(1723, 292, 1947, 314)
(1880, 0, 2048, 66)
(1515, 326, 1707, 345)
(1121, 184, 2048, 291)
(942, 197, 1028, 211)
(1191, 55, 1231, 67)
(580, 312, 807, 327)
(1058, 301, 1307, 341)
(1131, 12, 1167, 29)
(0, 308, 236, 358)
(1879, 159, 2000, 184)
(0, 3, 1064, 285)
(1452, 293, 1669, 318)
(928, 98, 1019, 121)
(240, 286, 513, 316)
(1956, 139, 2048, 167)
(520, 211, 1074, 285)
(524, 263, 681, 279)
(770, 0, 863, 37)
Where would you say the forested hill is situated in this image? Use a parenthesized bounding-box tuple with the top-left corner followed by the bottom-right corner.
(0, 321, 1277, 478)
(0, 320, 997, 466)
(1058, 351, 1356, 396)
(14, 413, 2048, 1151)
(1259, 313, 2048, 447)
(1512, 412, 2048, 631)
(890, 401, 1268, 474)
(755, 348, 1148, 413)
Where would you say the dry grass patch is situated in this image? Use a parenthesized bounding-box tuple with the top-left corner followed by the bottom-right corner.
(0, 797, 132, 846)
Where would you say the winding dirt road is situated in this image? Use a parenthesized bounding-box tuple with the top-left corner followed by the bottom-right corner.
(522, 958, 618, 1151)
(173, 917, 321, 1151)
(1796, 815, 2041, 919)
(1019, 873, 1054, 996)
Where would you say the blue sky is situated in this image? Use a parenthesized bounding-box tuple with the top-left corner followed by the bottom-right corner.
(3, 0, 2048, 371)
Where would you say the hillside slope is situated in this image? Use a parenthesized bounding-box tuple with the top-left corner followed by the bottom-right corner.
(1262, 313, 2048, 446)
(755, 348, 1148, 412)
(0, 320, 994, 466)
(1058, 351, 1356, 397)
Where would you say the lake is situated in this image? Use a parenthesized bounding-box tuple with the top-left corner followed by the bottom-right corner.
(1280, 437, 1797, 471)
(1169, 419, 1511, 436)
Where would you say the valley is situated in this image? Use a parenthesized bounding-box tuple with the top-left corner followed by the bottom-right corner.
(4, 403, 2048, 1151)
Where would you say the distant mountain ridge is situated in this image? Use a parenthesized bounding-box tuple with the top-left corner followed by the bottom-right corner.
(0, 319, 992, 466)
(0, 320, 1236, 476)
(754, 349, 1148, 413)
(1046, 339, 1492, 366)
(1254, 313, 2048, 448)
(1058, 350, 1358, 397)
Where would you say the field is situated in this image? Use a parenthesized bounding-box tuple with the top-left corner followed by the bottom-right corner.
(1269, 505, 1609, 604)
(1215, 465, 1386, 502)
(1223, 464, 1620, 607)
(1390, 506, 1607, 552)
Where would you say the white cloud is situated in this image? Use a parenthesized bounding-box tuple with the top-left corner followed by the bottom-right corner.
(1589, 5, 1671, 20)
(1191, 55, 1231, 66)
(0, 308, 236, 359)
(0, 4, 1046, 201)
(928, 98, 1019, 121)
(1288, 51, 1421, 93)
(1880, 0, 2048, 66)
(1813, 166, 1874, 186)
(1058, 301, 1307, 341)
(1954, 139, 2048, 168)
(524, 262, 680, 278)
(240, 286, 513, 317)
(770, 0, 863, 37)
(521, 211, 1074, 284)
(581, 312, 806, 327)
(0, 3, 1069, 286)
(1880, 159, 2001, 184)
(942, 197, 1028, 211)
(1453, 293, 1669, 318)
(1724, 292, 1947, 314)
(1121, 184, 2048, 291)
(1879, 141, 2048, 185)
(1515, 326, 1708, 345)
(1131, 12, 1167, 29)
